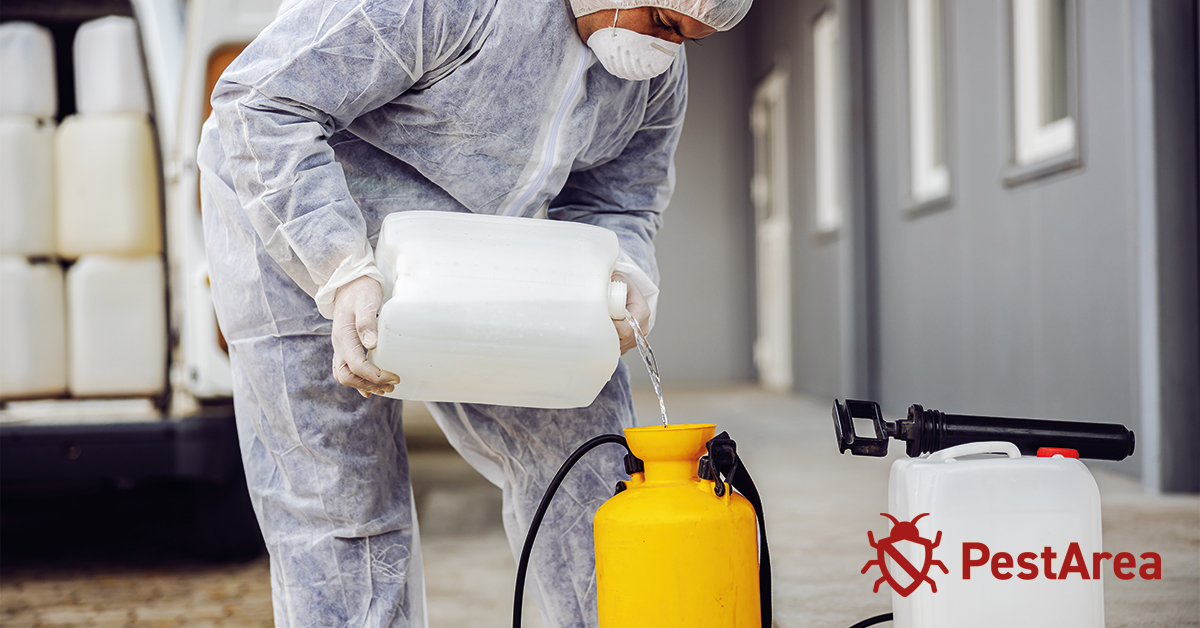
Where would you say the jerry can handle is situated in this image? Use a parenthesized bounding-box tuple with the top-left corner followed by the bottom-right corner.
(927, 441, 1021, 462)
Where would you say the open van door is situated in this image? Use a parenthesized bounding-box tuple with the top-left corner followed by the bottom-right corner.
(168, 0, 282, 402)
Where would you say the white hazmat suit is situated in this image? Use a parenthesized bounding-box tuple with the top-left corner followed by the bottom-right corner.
(198, 0, 751, 625)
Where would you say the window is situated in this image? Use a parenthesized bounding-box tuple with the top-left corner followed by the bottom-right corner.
(813, 9, 842, 233)
(1010, 0, 1078, 176)
(908, 0, 950, 205)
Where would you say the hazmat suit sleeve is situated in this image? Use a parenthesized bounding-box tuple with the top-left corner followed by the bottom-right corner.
(209, 0, 488, 319)
(548, 51, 689, 333)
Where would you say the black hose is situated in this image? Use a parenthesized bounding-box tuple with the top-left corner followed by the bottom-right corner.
(847, 612, 894, 628)
(512, 433, 630, 628)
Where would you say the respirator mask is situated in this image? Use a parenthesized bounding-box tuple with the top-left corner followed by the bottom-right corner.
(586, 9, 681, 81)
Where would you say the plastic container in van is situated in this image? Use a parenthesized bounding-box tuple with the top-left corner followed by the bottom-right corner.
(66, 255, 166, 396)
(0, 256, 67, 399)
(56, 113, 162, 257)
(886, 441, 1104, 628)
(0, 117, 56, 255)
(371, 211, 628, 408)
(0, 22, 57, 119)
(72, 16, 151, 115)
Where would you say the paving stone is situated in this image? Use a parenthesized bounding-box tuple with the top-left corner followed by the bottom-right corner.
(132, 604, 189, 619)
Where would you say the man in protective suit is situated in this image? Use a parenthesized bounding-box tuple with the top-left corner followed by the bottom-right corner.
(199, 0, 752, 625)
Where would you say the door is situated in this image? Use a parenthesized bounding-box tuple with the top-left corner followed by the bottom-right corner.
(750, 69, 794, 392)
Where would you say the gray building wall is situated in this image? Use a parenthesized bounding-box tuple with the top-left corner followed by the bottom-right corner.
(741, 0, 1197, 488)
(624, 29, 757, 386)
(868, 1, 1144, 475)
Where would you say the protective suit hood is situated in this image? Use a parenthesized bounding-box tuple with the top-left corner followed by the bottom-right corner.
(568, 0, 754, 33)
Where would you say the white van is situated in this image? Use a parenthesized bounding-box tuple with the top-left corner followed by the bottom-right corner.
(0, 0, 281, 557)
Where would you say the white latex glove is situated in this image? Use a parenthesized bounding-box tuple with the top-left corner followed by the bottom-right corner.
(612, 271, 651, 355)
(331, 275, 399, 397)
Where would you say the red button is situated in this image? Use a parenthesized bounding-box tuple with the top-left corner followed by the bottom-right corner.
(1037, 447, 1080, 458)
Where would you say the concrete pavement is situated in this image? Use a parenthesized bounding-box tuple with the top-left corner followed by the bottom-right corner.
(2, 386, 1196, 627)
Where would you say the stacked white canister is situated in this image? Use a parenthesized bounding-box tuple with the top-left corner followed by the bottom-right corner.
(1, 22, 65, 399)
(0, 16, 165, 401)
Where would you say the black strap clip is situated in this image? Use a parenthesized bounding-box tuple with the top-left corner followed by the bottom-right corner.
(623, 453, 644, 475)
(706, 431, 739, 496)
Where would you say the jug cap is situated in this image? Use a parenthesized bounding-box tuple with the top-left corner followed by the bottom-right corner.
(608, 280, 628, 320)
(1036, 447, 1080, 459)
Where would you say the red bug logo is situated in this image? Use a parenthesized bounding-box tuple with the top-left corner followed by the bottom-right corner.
(862, 512, 948, 597)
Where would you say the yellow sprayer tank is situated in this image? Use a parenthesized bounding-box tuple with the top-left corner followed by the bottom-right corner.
(594, 424, 761, 628)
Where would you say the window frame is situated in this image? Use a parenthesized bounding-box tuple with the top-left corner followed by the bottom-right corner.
(812, 8, 843, 235)
(905, 0, 954, 213)
(1004, 0, 1083, 186)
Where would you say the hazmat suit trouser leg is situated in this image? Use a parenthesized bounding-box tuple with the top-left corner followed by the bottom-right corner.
(227, 332, 423, 627)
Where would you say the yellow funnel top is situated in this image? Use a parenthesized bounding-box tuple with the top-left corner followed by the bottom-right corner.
(624, 424, 716, 483)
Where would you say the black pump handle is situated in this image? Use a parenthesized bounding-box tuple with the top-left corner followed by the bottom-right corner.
(833, 399, 1136, 461)
(904, 404, 1135, 460)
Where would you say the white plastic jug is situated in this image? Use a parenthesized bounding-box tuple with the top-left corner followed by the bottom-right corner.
(56, 113, 162, 257)
(0, 117, 56, 255)
(371, 211, 628, 408)
(0, 256, 67, 399)
(66, 255, 166, 396)
(885, 442, 1104, 628)
(72, 16, 151, 115)
(0, 22, 57, 119)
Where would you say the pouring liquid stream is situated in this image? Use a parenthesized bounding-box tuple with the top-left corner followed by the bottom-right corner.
(626, 312, 668, 427)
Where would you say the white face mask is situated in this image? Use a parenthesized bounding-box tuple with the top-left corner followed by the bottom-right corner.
(586, 11, 681, 81)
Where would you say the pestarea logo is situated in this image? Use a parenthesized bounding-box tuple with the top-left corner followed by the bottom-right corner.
(863, 513, 949, 596)
(862, 512, 1163, 596)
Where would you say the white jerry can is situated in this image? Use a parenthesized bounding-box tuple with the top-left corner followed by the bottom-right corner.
(0, 256, 67, 399)
(56, 113, 162, 258)
(885, 441, 1104, 628)
(66, 255, 167, 396)
(72, 16, 152, 115)
(0, 117, 56, 256)
(371, 211, 628, 409)
(0, 22, 58, 119)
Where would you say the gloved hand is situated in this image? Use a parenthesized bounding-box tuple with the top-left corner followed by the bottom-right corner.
(331, 275, 399, 398)
(611, 271, 651, 355)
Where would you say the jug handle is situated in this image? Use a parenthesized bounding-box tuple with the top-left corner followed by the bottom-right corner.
(927, 441, 1021, 462)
